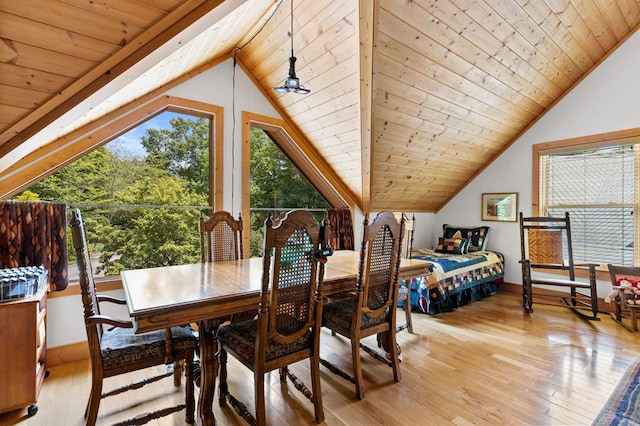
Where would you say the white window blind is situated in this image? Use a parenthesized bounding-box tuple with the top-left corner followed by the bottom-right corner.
(540, 144, 638, 266)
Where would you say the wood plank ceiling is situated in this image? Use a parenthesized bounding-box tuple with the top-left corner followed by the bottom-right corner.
(1, 0, 639, 212)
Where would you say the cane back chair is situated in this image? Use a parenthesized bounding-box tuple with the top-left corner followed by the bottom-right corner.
(199, 210, 252, 322)
(607, 264, 640, 332)
(70, 209, 197, 425)
(216, 210, 326, 425)
(321, 211, 405, 399)
(519, 212, 599, 321)
(199, 210, 243, 262)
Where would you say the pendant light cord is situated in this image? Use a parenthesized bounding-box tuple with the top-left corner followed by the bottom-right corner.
(236, 0, 285, 53)
(230, 0, 285, 215)
(289, 0, 294, 55)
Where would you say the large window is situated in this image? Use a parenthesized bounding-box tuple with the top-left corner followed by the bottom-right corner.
(537, 138, 639, 266)
(17, 111, 212, 278)
(241, 112, 350, 258)
(249, 128, 329, 256)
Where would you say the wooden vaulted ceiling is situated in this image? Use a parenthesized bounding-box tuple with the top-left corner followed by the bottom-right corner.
(1, 0, 639, 212)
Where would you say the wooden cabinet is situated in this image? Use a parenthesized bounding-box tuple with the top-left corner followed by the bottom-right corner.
(0, 286, 47, 416)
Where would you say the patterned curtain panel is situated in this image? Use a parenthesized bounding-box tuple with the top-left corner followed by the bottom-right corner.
(327, 208, 354, 251)
(0, 201, 69, 291)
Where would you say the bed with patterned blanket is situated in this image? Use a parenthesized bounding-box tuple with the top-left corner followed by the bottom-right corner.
(404, 224, 504, 314)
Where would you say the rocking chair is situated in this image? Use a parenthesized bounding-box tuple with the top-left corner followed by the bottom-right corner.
(519, 212, 599, 321)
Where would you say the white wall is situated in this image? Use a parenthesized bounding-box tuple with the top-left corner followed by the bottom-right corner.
(167, 59, 279, 215)
(436, 30, 640, 297)
(47, 289, 128, 347)
(349, 210, 435, 252)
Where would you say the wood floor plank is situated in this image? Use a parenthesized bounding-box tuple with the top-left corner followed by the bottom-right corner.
(1, 291, 640, 425)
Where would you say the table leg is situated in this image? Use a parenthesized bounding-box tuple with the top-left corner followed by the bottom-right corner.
(197, 319, 219, 426)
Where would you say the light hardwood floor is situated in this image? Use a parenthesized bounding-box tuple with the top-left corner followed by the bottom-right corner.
(2, 291, 639, 426)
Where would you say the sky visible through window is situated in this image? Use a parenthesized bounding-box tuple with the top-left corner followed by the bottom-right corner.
(110, 111, 188, 157)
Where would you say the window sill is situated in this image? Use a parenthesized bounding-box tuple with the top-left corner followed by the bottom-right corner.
(48, 277, 123, 299)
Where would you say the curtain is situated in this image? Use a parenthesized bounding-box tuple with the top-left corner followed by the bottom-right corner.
(0, 200, 68, 291)
(327, 208, 354, 250)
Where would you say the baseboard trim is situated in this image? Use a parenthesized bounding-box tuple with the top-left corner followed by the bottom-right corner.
(497, 281, 613, 314)
(47, 341, 89, 368)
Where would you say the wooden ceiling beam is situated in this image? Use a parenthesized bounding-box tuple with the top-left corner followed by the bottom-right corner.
(0, 0, 230, 157)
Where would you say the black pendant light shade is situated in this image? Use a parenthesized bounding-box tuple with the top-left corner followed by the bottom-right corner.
(273, 0, 310, 94)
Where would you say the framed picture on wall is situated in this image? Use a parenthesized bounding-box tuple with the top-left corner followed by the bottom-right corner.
(482, 193, 518, 222)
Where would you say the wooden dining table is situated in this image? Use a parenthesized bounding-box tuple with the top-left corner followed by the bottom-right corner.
(121, 250, 431, 425)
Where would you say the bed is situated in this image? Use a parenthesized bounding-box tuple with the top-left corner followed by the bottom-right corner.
(405, 224, 505, 315)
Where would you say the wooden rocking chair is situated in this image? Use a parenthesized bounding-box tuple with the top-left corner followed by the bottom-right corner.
(519, 212, 599, 321)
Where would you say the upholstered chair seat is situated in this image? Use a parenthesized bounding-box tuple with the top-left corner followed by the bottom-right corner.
(217, 318, 313, 365)
(101, 326, 197, 370)
(322, 299, 388, 335)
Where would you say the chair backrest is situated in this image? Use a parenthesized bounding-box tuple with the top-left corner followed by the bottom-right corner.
(519, 211, 575, 279)
(199, 211, 243, 262)
(358, 211, 405, 317)
(69, 209, 105, 351)
(394, 212, 415, 259)
(259, 210, 325, 345)
(608, 264, 640, 288)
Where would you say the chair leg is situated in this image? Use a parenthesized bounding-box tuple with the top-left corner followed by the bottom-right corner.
(173, 360, 183, 387)
(185, 350, 195, 424)
(388, 331, 401, 382)
(523, 280, 533, 313)
(218, 349, 228, 406)
(85, 372, 103, 426)
(615, 300, 623, 322)
(351, 338, 365, 400)
(310, 356, 324, 423)
(590, 280, 599, 319)
(254, 370, 266, 426)
(632, 309, 639, 332)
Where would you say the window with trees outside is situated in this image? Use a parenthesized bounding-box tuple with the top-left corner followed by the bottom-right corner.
(15, 111, 330, 280)
(535, 136, 639, 267)
(249, 128, 329, 257)
(17, 111, 210, 280)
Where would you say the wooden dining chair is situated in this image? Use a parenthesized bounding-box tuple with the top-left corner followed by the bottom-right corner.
(519, 212, 599, 320)
(199, 210, 244, 262)
(70, 209, 198, 426)
(395, 212, 415, 334)
(607, 264, 640, 331)
(320, 211, 405, 399)
(216, 210, 326, 426)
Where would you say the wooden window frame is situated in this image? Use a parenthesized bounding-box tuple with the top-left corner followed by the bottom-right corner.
(241, 112, 353, 258)
(532, 127, 640, 278)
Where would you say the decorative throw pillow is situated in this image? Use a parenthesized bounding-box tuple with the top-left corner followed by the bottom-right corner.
(442, 225, 490, 252)
(435, 237, 468, 255)
(447, 232, 472, 253)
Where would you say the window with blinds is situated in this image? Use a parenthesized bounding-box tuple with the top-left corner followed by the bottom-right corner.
(539, 144, 637, 266)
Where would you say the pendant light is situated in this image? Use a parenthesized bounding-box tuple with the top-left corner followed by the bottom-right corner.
(273, 0, 310, 94)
